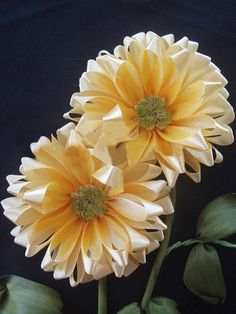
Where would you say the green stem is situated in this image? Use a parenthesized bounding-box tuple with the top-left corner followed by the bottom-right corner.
(140, 186, 176, 311)
(166, 239, 202, 256)
(98, 277, 107, 314)
(140, 213, 174, 310)
(166, 238, 236, 257)
(212, 239, 236, 249)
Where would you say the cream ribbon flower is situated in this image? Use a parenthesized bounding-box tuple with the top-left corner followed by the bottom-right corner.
(1, 123, 173, 286)
(66, 32, 234, 187)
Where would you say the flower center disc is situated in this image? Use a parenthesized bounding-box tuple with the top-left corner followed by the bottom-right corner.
(136, 96, 171, 130)
(72, 185, 107, 220)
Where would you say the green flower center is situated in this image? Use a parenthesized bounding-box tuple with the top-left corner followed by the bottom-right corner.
(136, 96, 171, 130)
(72, 185, 107, 220)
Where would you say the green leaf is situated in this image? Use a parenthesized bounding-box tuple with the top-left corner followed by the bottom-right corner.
(117, 302, 140, 314)
(146, 297, 180, 314)
(0, 275, 63, 314)
(183, 244, 226, 304)
(197, 193, 236, 241)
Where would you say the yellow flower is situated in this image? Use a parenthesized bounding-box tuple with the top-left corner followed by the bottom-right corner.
(1, 123, 173, 286)
(66, 32, 234, 187)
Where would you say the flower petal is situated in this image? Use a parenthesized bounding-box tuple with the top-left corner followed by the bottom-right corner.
(124, 162, 161, 183)
(115, 61, 145, 106)
(126, 129, 151, 166)
(92, 164, 123, 189)
(108, 197, 147, 222)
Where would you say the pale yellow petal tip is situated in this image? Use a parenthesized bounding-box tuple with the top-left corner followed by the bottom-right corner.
(63, 112, 71, 120)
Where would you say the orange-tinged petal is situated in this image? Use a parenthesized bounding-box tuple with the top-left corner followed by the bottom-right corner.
(49, 218, 80, 253)
(159, 56, 177, 94)
(31, 137, 68, 174)
(140, 49, 158, 94)
(172, 114, 216, 129)
(155, 132, 173, 156)
(170, 81, 205, 120)
(139, 131, 157, 162)
(83, 96, 118, 114)
(126, 128, 151, 165)
(162, 78, 182, 105)
(158, 125, 199, 142)
(115, 61, 145, 106)
(157, 143, 185, 174)
(64, 132, 94, 185)
(88, 220, 103, 260)
(52, 220, 82, 263)
(147, 55, 163, 95)
(28, 207, 73, 245)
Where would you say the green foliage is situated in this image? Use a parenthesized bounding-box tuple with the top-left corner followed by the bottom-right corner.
(183, 244, 226, 304)
(0, 275, 63, 314)
(197, 193, 236, 241)
(118, 193, 236, 312)
(146, 297, 180, 314)
(117, 298, 179, 314)
(183, 193, 236, 303)
(117, 302, 140, 314)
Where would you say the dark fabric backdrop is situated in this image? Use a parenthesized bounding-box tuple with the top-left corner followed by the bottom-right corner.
(0, 1, 236, 313)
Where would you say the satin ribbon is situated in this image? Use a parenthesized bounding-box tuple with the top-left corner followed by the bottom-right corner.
(1, 123, 173, 286)
(64, 32, 234, 188)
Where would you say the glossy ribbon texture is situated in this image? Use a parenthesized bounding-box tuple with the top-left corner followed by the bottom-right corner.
(1, 123, 173, 286)
(66, 32, 235, 187)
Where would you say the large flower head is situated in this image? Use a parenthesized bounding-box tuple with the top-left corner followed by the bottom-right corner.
(66, 32, 234, 187)
(1, 123, 173, 286)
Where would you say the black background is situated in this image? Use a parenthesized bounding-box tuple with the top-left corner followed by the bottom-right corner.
(0, 1, 236, 313)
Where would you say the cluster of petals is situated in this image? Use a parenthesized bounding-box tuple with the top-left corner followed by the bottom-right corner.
(66, 32, 234, 187)
(1, 123, 173, 285)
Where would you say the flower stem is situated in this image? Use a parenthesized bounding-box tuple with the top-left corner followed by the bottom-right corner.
(140, 213, 174, 310)
(166, 238, 236, 256)
(140, 187, 176, 311)
(166, 239, 202, 256)
(212, 239, 236, 249)
(98, 277, 107, 314)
